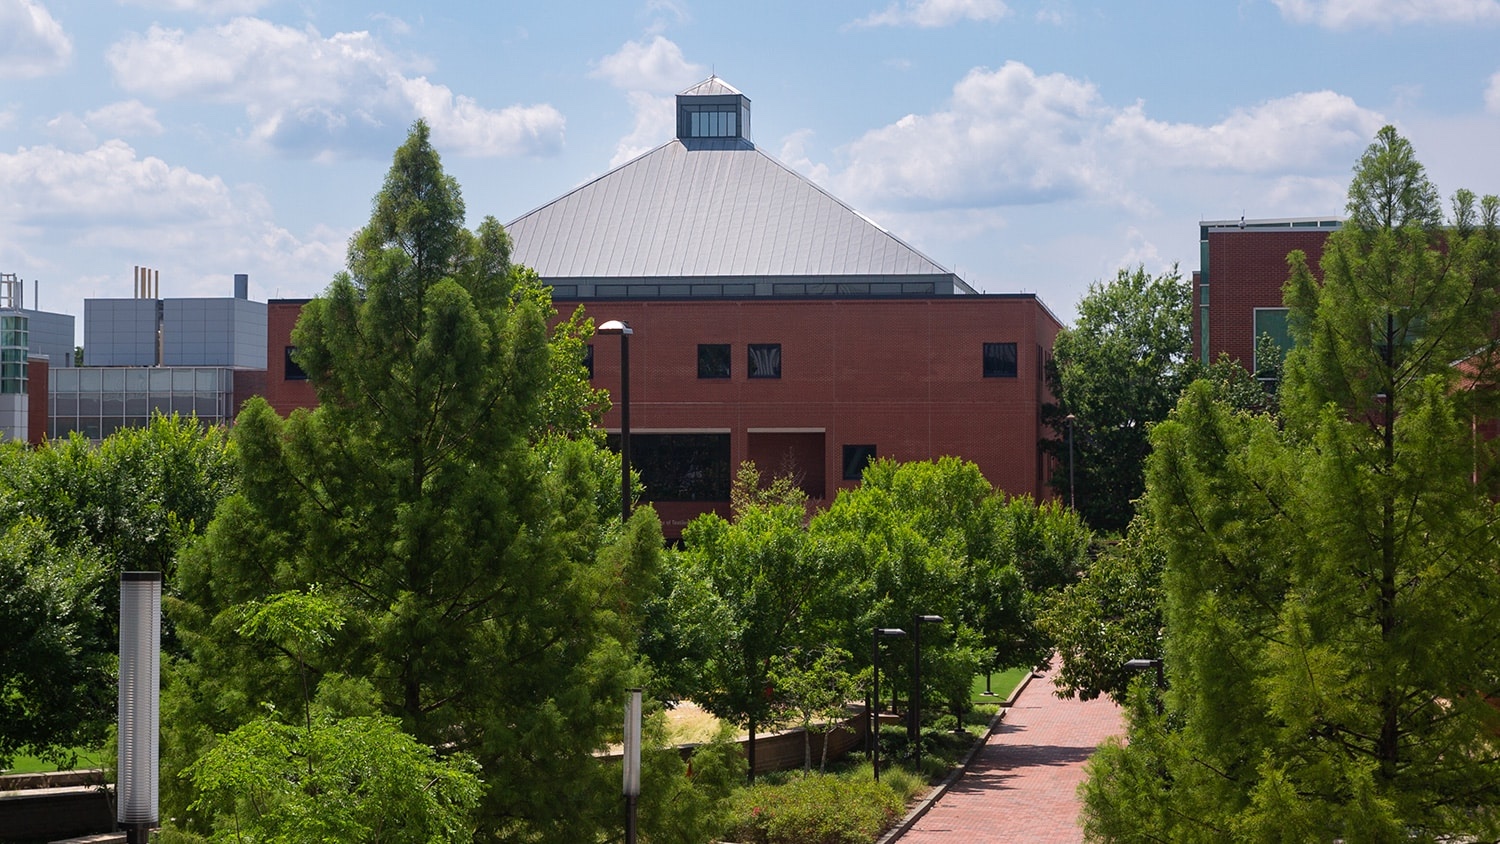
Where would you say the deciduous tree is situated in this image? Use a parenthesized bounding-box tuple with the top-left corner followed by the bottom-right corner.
(1044, 265, 1195, 533)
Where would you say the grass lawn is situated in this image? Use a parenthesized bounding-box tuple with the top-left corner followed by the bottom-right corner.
(971, 667, 1030, 705)
(1, 748, 106, 775)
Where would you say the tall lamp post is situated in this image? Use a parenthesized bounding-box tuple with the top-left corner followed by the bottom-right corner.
(871, 627, 907, 782)
(908, 614, 944, 772)
(623, 688, 642, 844)
(1065, 413, 1077, 510)
(598, 320, 634, 524)
(119, 572, 161, 844)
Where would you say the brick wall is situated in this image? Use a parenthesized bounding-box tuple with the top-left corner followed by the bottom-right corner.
(263, 295, 1061, 538)
(28, 356, 47, 445)
(1204, 229, 1331, 367)
(262, 300, 316, 418)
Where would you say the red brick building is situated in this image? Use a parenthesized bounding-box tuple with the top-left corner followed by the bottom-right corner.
(262, 77, 1065, 537)
(1193, 217, 1340, 368)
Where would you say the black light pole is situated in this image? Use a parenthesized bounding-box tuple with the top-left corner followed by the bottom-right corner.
(871, 627, 906, 782)
(1065, 413, 1077, 510)
(908, 614, 944, 772)
(598, 320, 634, 524)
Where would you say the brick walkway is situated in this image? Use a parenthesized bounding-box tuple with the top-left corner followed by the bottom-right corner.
(894, 662, 1124, 843)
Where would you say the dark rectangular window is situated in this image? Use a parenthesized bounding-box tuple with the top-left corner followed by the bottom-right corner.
(698, 344, 730, 378)
(843, 445, 877, 481)
(583, 344, 595, 379)
(748, 343, 781, 379)
(284, 346, 307, 381)
(610, 433, 731, 501)
(983, 342, 1018, 378)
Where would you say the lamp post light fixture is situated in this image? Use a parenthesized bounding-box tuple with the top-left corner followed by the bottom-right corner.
(1065, 413, 1077, 511)
(908, 614, 944, 771)
(1123, 657, 1165, 714)
(597, 320, 634, 525)
(119, 572, 162, 844)
(623, 687, 642, 844)
(871, 627, 907, 782)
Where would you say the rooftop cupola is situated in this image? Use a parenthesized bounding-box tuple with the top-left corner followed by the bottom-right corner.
(676, 76, 751, 143)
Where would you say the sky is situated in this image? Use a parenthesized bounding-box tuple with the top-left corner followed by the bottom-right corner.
(4, 0, 1500, 341)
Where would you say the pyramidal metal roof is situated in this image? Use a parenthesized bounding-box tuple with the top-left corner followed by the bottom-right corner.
(506, 80, 954, 283)
(678, 75, 742, 96)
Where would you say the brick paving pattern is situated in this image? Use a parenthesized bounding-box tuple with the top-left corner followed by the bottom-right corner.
(895, 660, 1124, 843)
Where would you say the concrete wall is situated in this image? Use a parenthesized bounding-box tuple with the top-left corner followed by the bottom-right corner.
(24, 309, 75, 369)
(0, 772, 113, 843)
(84, 300, 159, 366)
(163, 298, 266, 368)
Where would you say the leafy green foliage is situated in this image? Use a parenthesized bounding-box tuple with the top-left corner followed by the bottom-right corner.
(770, 647, 859, 773)
(1041, 514, 1163, 704)
(724, 772, 905, 844)
(1082, 126, 1500, 841)
(166, 121, 661, 842)
(0, 414, 235, 577)
(670, 480, 823, 777)
(1044, 264, 1196, 533)
(185, 712, 482, 843)
(0, 519, 110, 770)
(0, 415, 233, 768)
(635, 722, 745, 844)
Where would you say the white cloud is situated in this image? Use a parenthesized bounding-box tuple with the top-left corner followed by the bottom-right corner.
(0, 141, 233, 222)
(106, 19, 563, 158)
(0, 142, 345, 309)
(1264, 174, 1350, 212)
(778, 129, 831, 185)
(834, 62, 1118, 208)
(0, 105, 16, 131)
(830, 62, 1384, 213)
(1034, 0, 1072, 25)
(1106, 91, 1385, 174)
(1487, 71, 1500, 113)
(85, 100, 164, 136)
(852, 0, 1010, 28)
(609, 92, 675, 167)
(592, 36, 704, 92)
(1273, 0, 1500, 28)
(369, 12, 411, 37)
(44, 112, 93, 148)
(0, 0, 72, 79)
(119, 0, 272, 14)
(643, 0, 690, 33)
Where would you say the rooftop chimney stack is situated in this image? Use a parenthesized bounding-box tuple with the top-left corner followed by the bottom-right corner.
(234, 273, 248, 300)
(134, 266, 159, 299)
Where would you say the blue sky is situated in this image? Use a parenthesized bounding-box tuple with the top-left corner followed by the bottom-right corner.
(4, 0, 1500, 339)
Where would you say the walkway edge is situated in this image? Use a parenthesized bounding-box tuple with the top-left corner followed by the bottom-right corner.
(876, 670, 1041, 844)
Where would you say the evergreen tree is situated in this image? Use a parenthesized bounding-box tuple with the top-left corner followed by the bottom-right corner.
(165, 121, 662, 841)
(1082, 126, 1500, 841)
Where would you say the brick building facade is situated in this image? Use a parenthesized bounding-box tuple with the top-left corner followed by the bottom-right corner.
(257, 77, 1067, 537)
(1194, 218, 1339, 367)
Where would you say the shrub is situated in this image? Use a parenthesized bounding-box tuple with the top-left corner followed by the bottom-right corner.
(724, 773, 905, 844)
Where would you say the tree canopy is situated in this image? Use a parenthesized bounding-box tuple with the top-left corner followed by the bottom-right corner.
(165, 121, 662, 842)
(1082, 126, 1500, 841)
(1044, 264, 1196, 533)
(0, 415, 234, 769)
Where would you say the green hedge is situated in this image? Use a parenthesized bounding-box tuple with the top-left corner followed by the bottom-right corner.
(724, 773, 905, 844)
